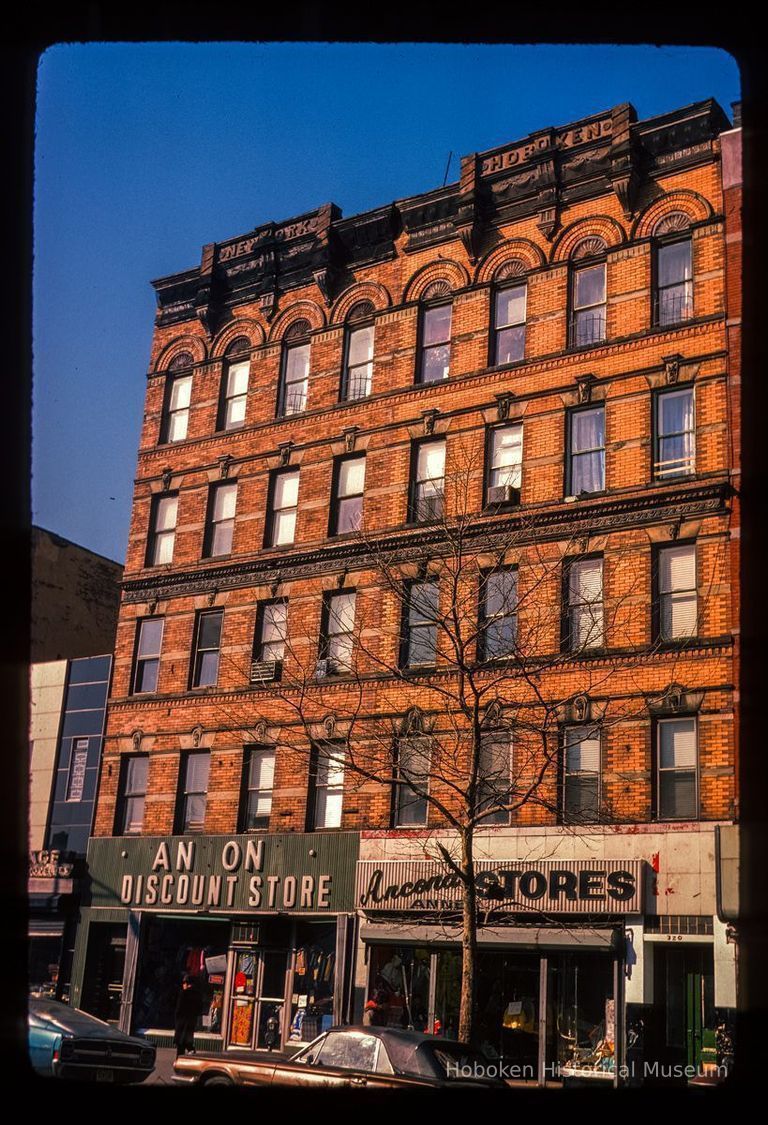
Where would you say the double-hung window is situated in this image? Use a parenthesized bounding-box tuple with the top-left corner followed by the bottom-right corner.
(330, 456, 365, 535)
(562, 727, 601, 823)
(147, 493, 178, 565)
(657, 717, 698, 820)
(476, 732, 511, 825)
(191, 609, 223, 688)
(418, 302, 452, 383)
(266, 469, 299, 547)
(309, 744, 345, 829)
(279, 321, 310, 416)
(492, 284, 526, 365)
(403, 580, 439, 668)
(394, 737, 431, 826)
(571, 262, 606, 347)
(162, 354, 194, 443)
(205, 481, 237, 558)
(116, 755, 149, 835)
(321, 591, 356, 675)
(343, 307, 374, 400)
(411, 440, 445, 523)
(220, 352, 250, 431)
(177, 751, 210, 833)
(242, 746, 275, 831)
(566, 557, 604, 651)
(656, 238, 693, 326)
(657, 544, 698, 642)
(487, 424, 523, 504)
(654, 387, 695, 479)
(132, 617, 164, 694)
(253, 601, 287, 678)
(479, 569, 518, 661)
(568, 406, 605, 495)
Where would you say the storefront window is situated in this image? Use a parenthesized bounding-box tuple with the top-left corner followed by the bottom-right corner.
(28, 935, 64, 999)
(366, 946, 431, 1032)
(133, 917, 229, 1037)
(549, 952, 615, 1078)
(288, 923, 337, 1043)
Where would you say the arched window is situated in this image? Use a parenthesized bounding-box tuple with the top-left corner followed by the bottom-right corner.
(278, 319, 311, 417)
(342, 301, 375, 401)
(653, 213, 693, 326)
(161, 352, 194, 443)
(490, 260, 527, 366)
(417, 281, 452, 384)
(569, 238, 607, 348)
(219, 336, 251, 431)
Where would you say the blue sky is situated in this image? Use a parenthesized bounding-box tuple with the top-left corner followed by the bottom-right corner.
(32, 43, 740, 563)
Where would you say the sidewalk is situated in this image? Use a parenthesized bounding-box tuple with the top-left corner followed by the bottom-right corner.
(145, 1047, 177, 1086)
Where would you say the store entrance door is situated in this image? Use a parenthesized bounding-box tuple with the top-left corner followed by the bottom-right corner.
(227, 948, 287, 1050)
(652, 945, 714, 1073)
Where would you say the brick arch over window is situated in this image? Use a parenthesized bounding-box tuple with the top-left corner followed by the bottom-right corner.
(268, 299, 326, 343)
(475, 238, 546, 284)
(211, 319, 265, 358)
(330, 281, 392, 325)
(551, 216, 626, 263)
(403, 259, 469, 304)
(632, 190, 713, 240)
(154, 335, 208, 373)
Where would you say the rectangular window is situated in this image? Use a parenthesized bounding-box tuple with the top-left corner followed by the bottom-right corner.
(394, 737, 431, 826)
(115, 754, 149, 835)
(132, 617, 164, 694)
(310, 745, 345, 829)
(657, 717, 698, 820)
(411, 440, 445, 523)
(479, 569, 517, 661)
(492, 285, 526, 365)
(567, 558, 604, 650)
(242, 746, 274, 831)
(205, 481, 237, 558)
(147, 494, 178, 566)
(418, 303, 452, 383)
(657, 544, 698, 641)
(253, 600, 287, 670)
(266, 469, 299, 547)
(563, 727, 601, 823)
(66, 738, 89, 802)
(330, 456, 365, 535)
(568, 406, 605, 495)
(177, 751, 210, 833)
(221, 358, 250, 430)
(403, 580, 439, 668)
(571, 263, 606, 347)
(321, 591, 356, 675)
(344, 323, 374, 400)
(191, 609, 223, 688)
(656, 239, 693, 325)
(476, 732, 511, 825)
(655, 387, 695, 479)
(163, 373, 192, 443)
(280, 341, 309, 416)
(487, 424, 523, 504)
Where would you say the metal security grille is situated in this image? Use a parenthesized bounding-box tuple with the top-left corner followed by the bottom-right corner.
(645, 914, 713, 935)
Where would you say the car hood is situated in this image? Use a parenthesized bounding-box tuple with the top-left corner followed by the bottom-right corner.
(30, 1003, 149, 1046)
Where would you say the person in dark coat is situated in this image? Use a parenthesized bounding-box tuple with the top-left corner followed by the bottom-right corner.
(174, 974, 202, 1058)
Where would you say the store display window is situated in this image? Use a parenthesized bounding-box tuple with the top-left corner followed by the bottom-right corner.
(365, 946, 431, 1032)
(549, 952, 615, 1078)
(288, 923, 337, 1042)
(133, 917, 228, 1036)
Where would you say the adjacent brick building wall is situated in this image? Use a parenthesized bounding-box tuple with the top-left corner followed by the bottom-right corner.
(94, 99, 738, 846)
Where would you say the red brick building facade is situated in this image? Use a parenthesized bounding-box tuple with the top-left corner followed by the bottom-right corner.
(75, 99, 740, 1083)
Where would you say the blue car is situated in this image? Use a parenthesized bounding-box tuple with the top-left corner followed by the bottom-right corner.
(29, 999, 156, 1083)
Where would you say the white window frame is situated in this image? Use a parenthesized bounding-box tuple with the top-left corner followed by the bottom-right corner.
(244, 746, 275, 831)
(656, 716, 698, 821)
(148, 494, 178, 566)
(312, 745, 345, 829)
(206, 481, 237, 557)
(562, 726, 601, 824)
(658, 543, 698, 641)
(567, 557, 604, 651)
(222, 357, 250, 430)
(268, 469, 300, 547)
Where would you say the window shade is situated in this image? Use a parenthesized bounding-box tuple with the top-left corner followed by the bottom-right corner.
(417, 442, 445, 480)
(213, 483, 237, 521)
(570, 558, 603, 603)
(339, 458, 365, 497)
(156, 496, 178, 531)
(565, 729, 600, 773)
(659, 719, 697, 769)
(227, 360, 250, 396)
(274, 471, 299, 508)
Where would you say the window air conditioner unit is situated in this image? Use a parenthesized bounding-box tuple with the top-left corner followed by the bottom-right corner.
(315, 658, 339, 679)
(488, 484, 520, 506)
(250, 660, 279, 684)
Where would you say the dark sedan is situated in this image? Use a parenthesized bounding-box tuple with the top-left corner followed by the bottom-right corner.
(29, 999, 156, 1083)
(173, 1025, 507, 1089)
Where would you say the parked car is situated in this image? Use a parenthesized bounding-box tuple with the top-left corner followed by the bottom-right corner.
(29, 999, 156, 1083)
(173, 1025, 507, 1089)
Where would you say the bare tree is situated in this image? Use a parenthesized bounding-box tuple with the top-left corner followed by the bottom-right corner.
(214, 440, 718, 1043)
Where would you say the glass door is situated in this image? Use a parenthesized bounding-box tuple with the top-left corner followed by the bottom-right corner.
(227, 948, 288, 1050)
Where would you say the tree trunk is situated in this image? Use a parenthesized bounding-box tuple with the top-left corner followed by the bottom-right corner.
(457, 828, 478, 1044)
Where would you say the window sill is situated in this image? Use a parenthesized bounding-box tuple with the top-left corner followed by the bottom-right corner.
(655, 636, 703, 650)
(563, 490, 607, 502)
(483, 500, 520, 513)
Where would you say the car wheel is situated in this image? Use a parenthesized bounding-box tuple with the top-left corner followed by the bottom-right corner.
(202, 1074, 234, 1087)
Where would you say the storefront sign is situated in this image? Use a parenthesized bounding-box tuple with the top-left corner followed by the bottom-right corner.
(29, 850, 74, 879)
(479, 117, 613, 177)
(357, 859, 643, 914)
(85, 832, 360, 914)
